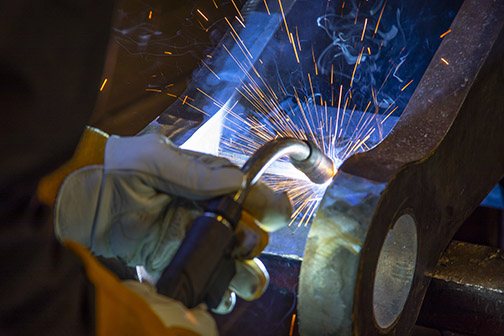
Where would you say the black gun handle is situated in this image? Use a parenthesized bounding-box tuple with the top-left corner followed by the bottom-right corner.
(156, 212, 237, 308)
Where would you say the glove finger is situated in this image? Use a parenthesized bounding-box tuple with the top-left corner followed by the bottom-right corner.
(229, 258, 269, 301)
(210, 289, 236, 315)
(242, 181, 293, 232)
(105, 134, 244, 200)
(232, 211, 269, 259)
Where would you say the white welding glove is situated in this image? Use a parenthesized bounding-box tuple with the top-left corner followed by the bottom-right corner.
(54, 133, 291, 296)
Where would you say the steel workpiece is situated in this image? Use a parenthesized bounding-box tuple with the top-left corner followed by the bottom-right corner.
(298, 0, 504, 334)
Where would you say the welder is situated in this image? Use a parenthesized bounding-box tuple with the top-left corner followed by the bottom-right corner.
(0, 1, 292, 335)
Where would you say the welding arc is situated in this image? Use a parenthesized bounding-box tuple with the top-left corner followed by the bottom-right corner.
(234, 138, 335, 204)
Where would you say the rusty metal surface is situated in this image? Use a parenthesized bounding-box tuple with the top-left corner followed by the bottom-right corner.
(418, 241, 504, 336)
(299, 0, 504, 335)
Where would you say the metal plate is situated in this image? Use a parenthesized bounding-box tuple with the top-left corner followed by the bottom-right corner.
(299, 0, 504, 334)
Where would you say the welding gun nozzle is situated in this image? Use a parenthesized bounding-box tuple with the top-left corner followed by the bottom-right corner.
(290, 141, 335, 184)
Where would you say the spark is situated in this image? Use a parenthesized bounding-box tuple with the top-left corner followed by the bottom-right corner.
(278, 0, 291, 43)
(350, 133, 372, 153)
(148, 11, 152, 20)
(440, 29, 451, 38)
(166, 93, 177, 98)
(440, 57, 449, 65)
(300, 199, 318, 227)
(164, 51, 173, 55)
(197, 87, 225, 107)
(291, 33, 300, 63)
(197, 9, 209, 21)
(367, 47, 371, 55)
(235, 16, 245, 28)
(401, 79, 413, 91)
(361, 18, 368, 41)
(364, 100, 371, 112)
(342, 104, 357, 136)
(145, 88, 162, 93)
(230, 0, 244, 21)
(99, 78, 108, 91)
(187, 103, 209, 116)
(350, 47, 365, 87)
(295, 26, 302, 51)
(336, 84, 343, 135)
(212, 0, 218, 8)
(341, 98, 349, 127)
(263, 0, 270, 15)
(197, 20, 206, 30)
(312, 45, 318, 74)
(374, 0, 387, 35)
(381, 105, 399, 124)
(350, 61, 359, 87)
(225, 17, 253, 59)
(201, 60, 221, 80)
(307, 73, 317, 115)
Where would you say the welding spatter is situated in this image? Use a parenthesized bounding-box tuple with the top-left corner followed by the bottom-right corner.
(156, 138, 335, 311)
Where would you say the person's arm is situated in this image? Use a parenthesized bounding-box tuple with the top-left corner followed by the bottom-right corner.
(21, 126, 213, 335)
(42, 127, 291, 335)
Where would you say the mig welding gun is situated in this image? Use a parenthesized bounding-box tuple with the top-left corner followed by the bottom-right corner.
(156, 138, 335, 311)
